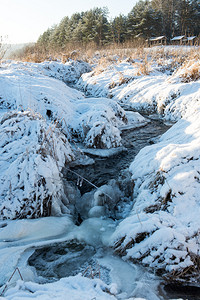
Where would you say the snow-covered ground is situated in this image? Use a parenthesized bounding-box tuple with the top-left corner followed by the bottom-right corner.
(112, 113, 200, 277)
(77, 54, 200, 282)
(0, 50, 200, 299)
(77, 56, 200, 121)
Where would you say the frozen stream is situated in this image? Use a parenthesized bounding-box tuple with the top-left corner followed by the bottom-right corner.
(65, 115, 170, 192)
(0, 115, 198, 299)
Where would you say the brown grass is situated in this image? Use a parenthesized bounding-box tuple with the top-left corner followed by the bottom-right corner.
(8, 39, 200, 84)
(164, 251, 200, 284)
(179, 61, 200, 82)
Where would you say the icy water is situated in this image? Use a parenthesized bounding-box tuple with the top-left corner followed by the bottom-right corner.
(28, 238, 162, 299)
(65, 115, 170, 193)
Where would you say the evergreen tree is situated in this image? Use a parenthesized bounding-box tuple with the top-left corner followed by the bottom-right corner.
(189, 0, 200, 36)
(151, 0, 180, 38)
(57, 17, 70, 49)
(37, 26, 55, 51)
(127, 0, 162, 38)
(36, 1, 200, 52)
(66, 12, 83, 42)
(81, 8, 109, 45)
(111, 15, 127, 44)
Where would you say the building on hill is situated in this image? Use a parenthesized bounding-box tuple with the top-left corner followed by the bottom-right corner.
(170, 35, 186, 45)
(171, 35, 198, 45)
(147, 36, 167, 46)
(187, 36, 197, 46)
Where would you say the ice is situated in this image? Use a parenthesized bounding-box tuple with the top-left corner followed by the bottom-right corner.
(75, 181, 122, 220)
(0, 215, 162, 300)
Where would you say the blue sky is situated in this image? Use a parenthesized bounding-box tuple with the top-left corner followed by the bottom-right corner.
(0, 0, 137, 44)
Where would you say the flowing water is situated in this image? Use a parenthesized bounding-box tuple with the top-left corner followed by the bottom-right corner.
(65, 115, 170, 193)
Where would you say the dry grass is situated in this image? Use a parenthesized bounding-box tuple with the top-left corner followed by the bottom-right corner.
(164, 251, 200, 284)
(135, 56, 150, 76)
(8, 39, 200, 84)
(93, 56, 114, 75)
(178, 61, 200, 82)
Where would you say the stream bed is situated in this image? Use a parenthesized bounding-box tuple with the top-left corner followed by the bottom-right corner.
(27, 115, 176, 299)
(65, 115, 170, 193)
(3, 114, 199, 299)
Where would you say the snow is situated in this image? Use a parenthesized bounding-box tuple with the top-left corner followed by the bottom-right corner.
(76, 52, 200, 279)
(0, 61, 146, 151)
(108, 60, 200, 278)
(76, 61, 139, 98)
(2, 59, 92, 85)
(0, 216, 160, 300)
(3, 276, 115, 300)
(0, 63, 78, 131)
(77, 58, 200, 121)
(1, 50, 200, 298)
(171, 36, 185, 41)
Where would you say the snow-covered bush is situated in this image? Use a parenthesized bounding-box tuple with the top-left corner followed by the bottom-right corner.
(84, 122, 121, 149)
(70, 98, 127, 149)
(0, 110, 74, 219)
(112, 113, 200, 282)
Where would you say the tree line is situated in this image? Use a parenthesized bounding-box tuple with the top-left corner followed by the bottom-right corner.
(36, 0, 200, 51)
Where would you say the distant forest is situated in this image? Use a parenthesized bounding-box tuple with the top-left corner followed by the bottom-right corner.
(37, 0, 200, 51)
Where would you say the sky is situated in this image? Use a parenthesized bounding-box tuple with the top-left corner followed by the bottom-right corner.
(0, 0, 137, 45)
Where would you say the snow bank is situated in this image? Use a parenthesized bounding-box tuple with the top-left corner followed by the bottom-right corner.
(0, 61, 146, 151)
(3, 59, 92, 84)
(116, 68, 200, 121)
(40, 59, 92, 84)
(76, 60, 138, 98)
(112, 112, 200, 281)
(0, 111, 74, 219)
(0, 61, 83, 126)
(3, 275, 116, 300)
(170, 60, 200, 84)
(77, 58, 200, 122)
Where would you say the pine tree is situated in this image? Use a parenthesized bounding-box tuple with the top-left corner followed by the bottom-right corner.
(111, 15, 127, 44)
(151, 0, 180, 38)
(81, 8, 109, 46)
(127, 0, 162, 39)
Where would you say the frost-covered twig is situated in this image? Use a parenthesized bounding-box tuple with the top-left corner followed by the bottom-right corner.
(66, 168, 112, 200)
(0, 267, 23, 297)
